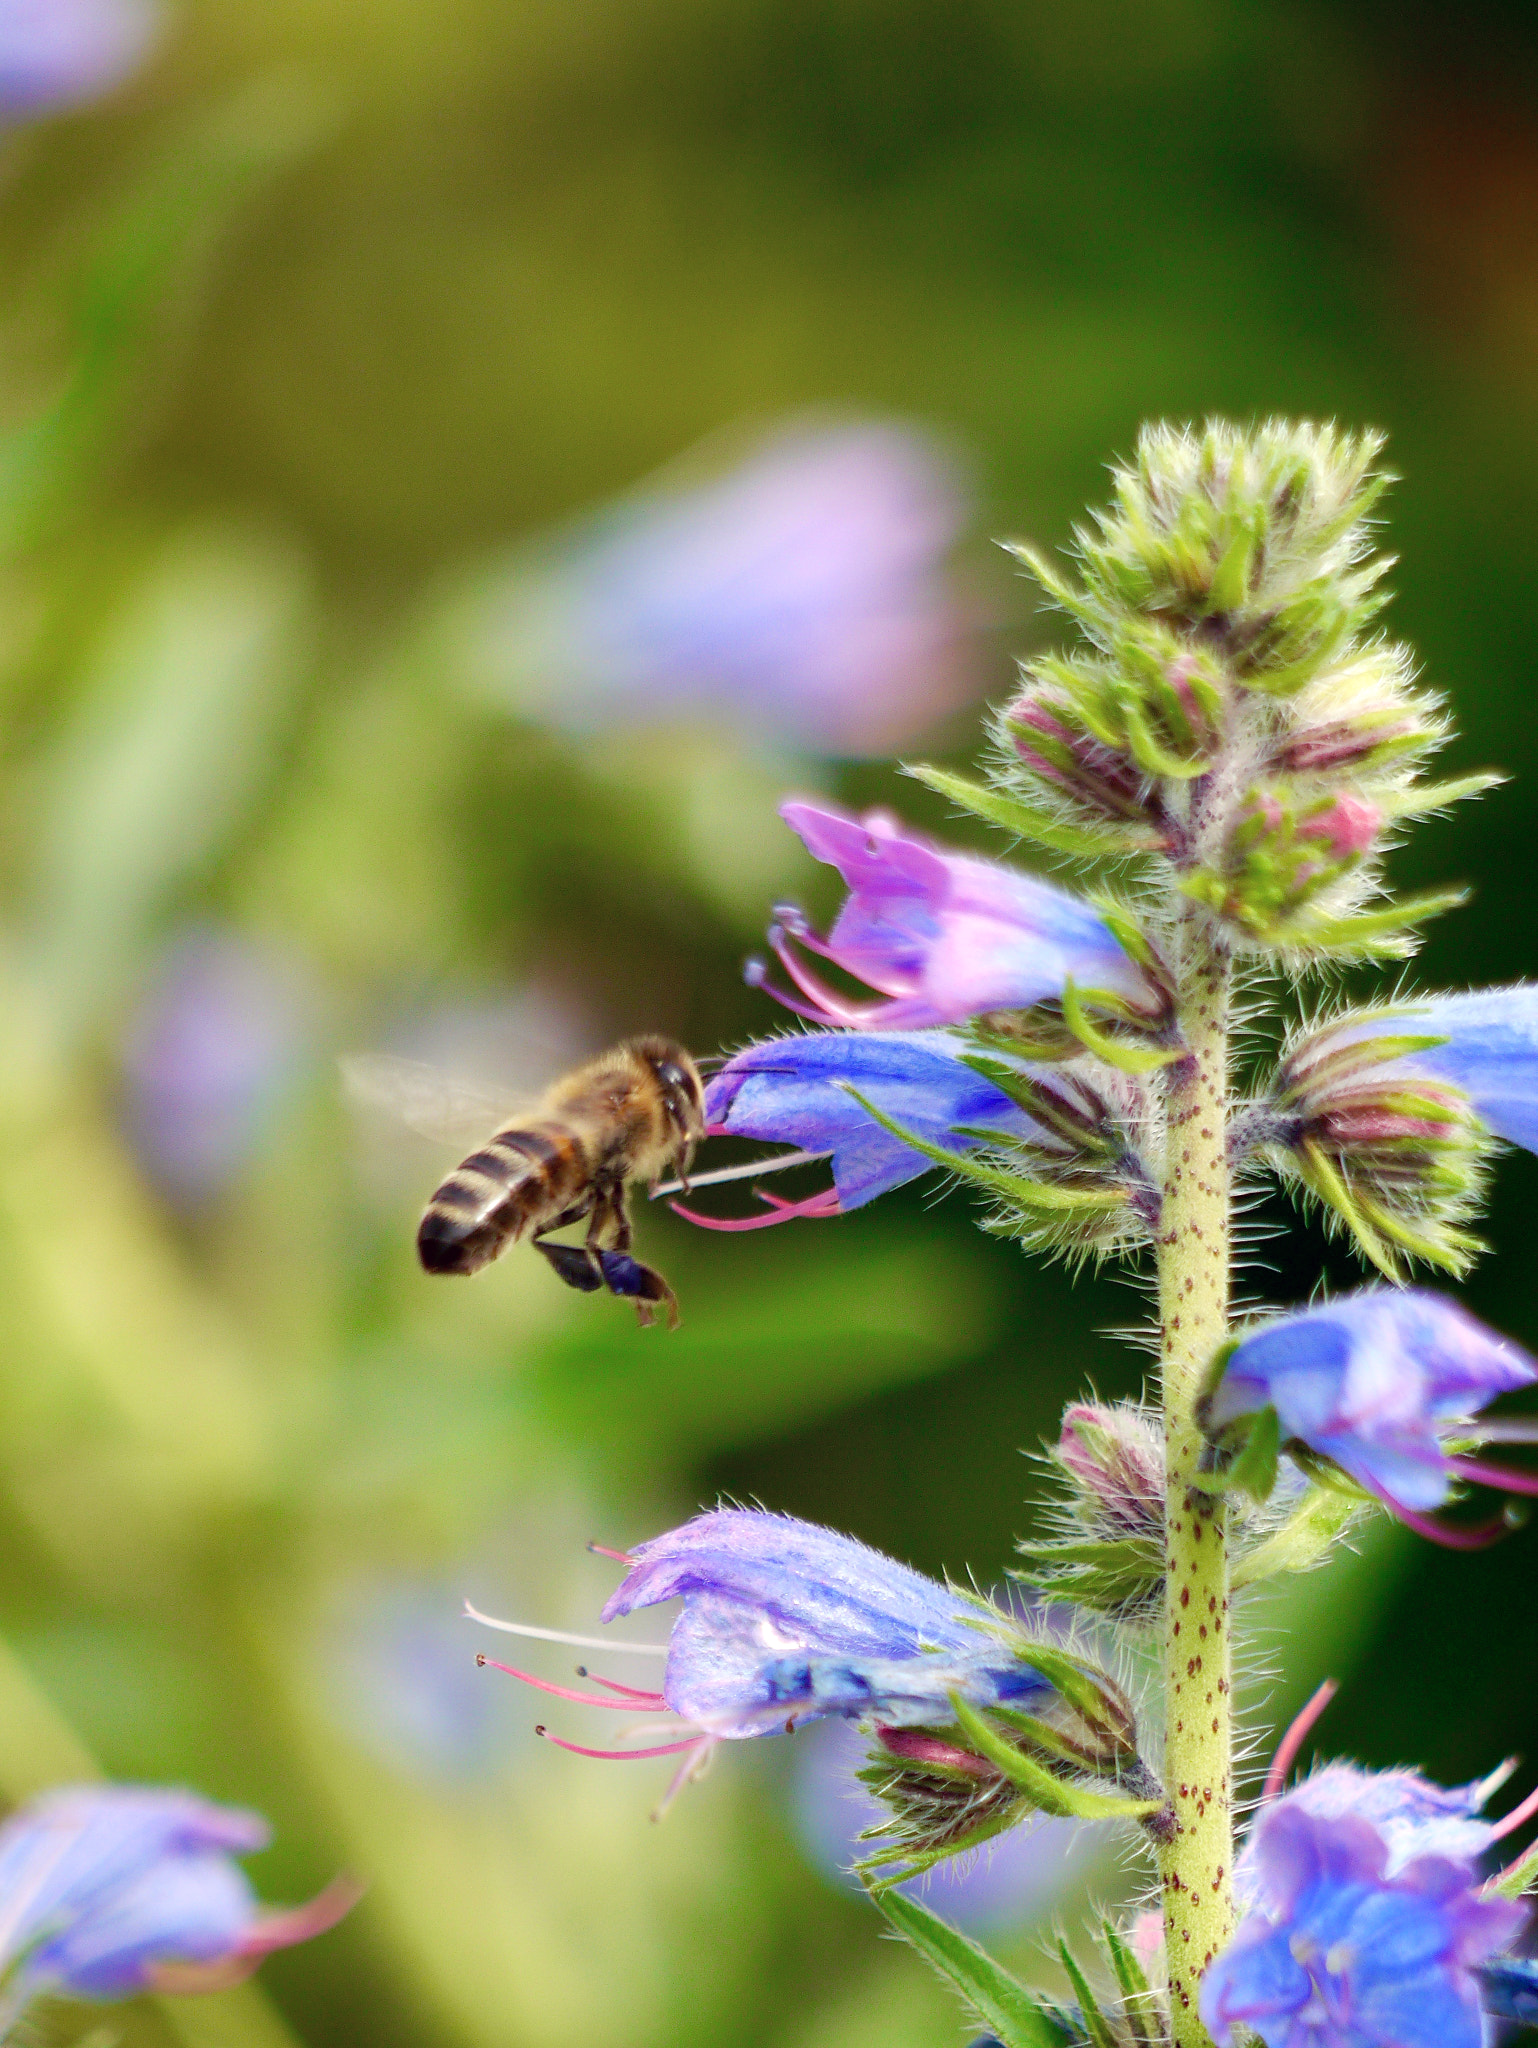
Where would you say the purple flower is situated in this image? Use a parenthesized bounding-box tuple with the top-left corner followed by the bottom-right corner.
(0, 0, 160, 119)
(1242, 1764, 1506, 1888)
(1201, 1794, 1523, 2048)
(121, 929, 310, 1206)
(0, 1786, 355, 2017)
(602, 1510, 1053, 1737)
(1324, 987, 1538, 1155)
(682, 1028, 1037, 1226)
(755, 801, 1159, 1030)
(1205, 1289, 1536, 1539)
(472, 1511, 1055, 1810)
(470, 419, 980, 756)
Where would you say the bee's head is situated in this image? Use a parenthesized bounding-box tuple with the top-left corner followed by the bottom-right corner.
(633, 1036, 707, 1142)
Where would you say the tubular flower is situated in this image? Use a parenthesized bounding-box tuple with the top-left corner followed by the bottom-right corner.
(1309, 987, 1538, 1155)
(681, 1028, 1040, 1226)
(1201, 1792, 1524, 2048)
(1203, 1290, 1537, 1542)
(754, 800, 1161, 1030)
(0, 1786, 355, 2020)
(472, 1510, 1061, 1811)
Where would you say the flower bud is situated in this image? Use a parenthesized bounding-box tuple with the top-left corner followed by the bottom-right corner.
(1015, 1402, 1166, 1621)
(1266, 1012, 1496, 1277)
(1182, 780, 1386, 947)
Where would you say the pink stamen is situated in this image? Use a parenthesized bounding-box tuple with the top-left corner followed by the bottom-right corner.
(237, 1877, 364, 1958)
(670, 1185, 843, 1231)
(1449, 1456, 1538, 1499)
(587, 1541, 635, 1564)
(535, 1728, 702, 1761)
(1264, 1679, 1339, 1802)
(477, 1658, 666, 1711)
(652, 1737, 715, 1821)
(1491, 1781, 1538, 1843)
(578, 1671, 671, 1702)
(767, 929, 892, 1028)
(1392, 1502, 1509, 1549)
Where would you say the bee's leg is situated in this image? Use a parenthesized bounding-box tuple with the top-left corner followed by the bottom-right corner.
(588, 1184, 678, 1329)
(532, 1239, 604, 1293)
(595, 1250, 679, 1332)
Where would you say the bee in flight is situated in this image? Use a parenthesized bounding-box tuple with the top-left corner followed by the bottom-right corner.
(343, 1035, 706, 1328)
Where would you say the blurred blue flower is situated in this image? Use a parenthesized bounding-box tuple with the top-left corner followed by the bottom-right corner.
(754, 800, 1159, 1029)
(685, 1028, 1037, 1226)
(121, 928, 310, 1206)
(1205, 1289, 1536, 1539)
(1240, 1763, 1506, 1890)
(0, 0, 160, 119)
(790, 1715, 1104, 1936)
(1323, 987, 1538, 1154)
(1478, 1955, 1538, 2027)
(0, 1785, 353, 2022)
(1201, 1793, 1524, 2048)
(467, 418, 981, 757)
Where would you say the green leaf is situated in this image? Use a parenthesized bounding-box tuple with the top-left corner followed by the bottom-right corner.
(1221, 1404, 1281, 1504)
(1100, 1918, 1159, 2048)
(1293, 887, 1469, 960)
(1010, 1536, 1163, 1617)
(999, 538, 1105, 637)
(1296, 1140, 1401, 1280)
(947, 1695, 1161, 1823)
(902, 764, 1155, 859)
(864, 1887, 1075, 2047)
(1056, 1939, 1118, 2048)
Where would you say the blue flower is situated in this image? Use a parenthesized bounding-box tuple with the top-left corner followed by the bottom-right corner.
(1201, 1794, 1524, 2048)
(1204, 1289, 1536, 1538)
(688, 1028, 1038, 1225)
(1241, 1763, 1507, 1889)
(0, 1786, 355, 2015)
(755, 800, 1160, 1029)
(1305, 987, 1538, 1154)
(602, 1509, 1053, 1738)
(0, 0, 160, 119)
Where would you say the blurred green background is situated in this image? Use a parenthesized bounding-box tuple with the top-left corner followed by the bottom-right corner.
(3, 1, 1538, 2043)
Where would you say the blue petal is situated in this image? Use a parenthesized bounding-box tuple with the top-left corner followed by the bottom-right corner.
(26, 1854, 256, 2001)
(706, 1030, 1038, 1207)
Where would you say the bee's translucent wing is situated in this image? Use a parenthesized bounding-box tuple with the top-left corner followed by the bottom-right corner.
(340, 1053, 527, 1145)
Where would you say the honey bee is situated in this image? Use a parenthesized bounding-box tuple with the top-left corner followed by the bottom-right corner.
(344, 1036, 705, 1328)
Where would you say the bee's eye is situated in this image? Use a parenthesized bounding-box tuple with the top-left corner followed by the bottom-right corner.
(656, 1062, 688, 1091)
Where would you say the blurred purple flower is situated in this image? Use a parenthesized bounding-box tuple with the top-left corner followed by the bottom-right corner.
(1318, 987, 1538, 1154)
(0, 1785, 354, 2019)
(679, 1028, 1036, 1228)
(753, 801, 1159, 1029)
(1205, 1289, 1537, 1540)
(1242, 1764, 1506, 1889)
(121, 929, 310, 1206)
(790, 1716, 1102, 1935)
(1201, 1792, 1523, 2048)
(0, 0, 160, 119)
(470, 419, 981, 756)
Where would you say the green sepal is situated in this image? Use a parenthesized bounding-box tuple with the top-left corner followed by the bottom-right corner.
(1055, 1939, 1118, 2048)
(1010, 1536, 1164, 1616)
(1202, 1404, 1281, 1504)
(947, 1695, 1161, 1823)
(1296, 1138, 1402, 1280)
(903, 764, 1157, 859)
(1487, 1838, 1538, 1901)
(987, 1703, 1105, 1771)
(1062, 981, 1183, 1073)
(862, 1886, 1076, 2048)
(1120, 695, 1207, 779)
(1232, 1482, 1368, 1587)
(1385, 771, 1506, 821)
(1099, 1919, 1159, 2048)
(843, 1090, 1127, 1215)
(1000, 538, 1105, 639)
(1197, 1334, 1242, 1407)
(1286, 887, 1469, 960)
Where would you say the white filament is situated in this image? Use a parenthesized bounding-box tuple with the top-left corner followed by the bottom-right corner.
(463, 1600, 668, 1656)
(650, 1149, 832, 1198)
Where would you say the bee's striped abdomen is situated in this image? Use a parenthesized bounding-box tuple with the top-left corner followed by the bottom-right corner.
(417, 1123, 589, 1276)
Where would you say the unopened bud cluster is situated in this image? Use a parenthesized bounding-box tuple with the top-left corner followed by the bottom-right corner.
(991, 422, 1471, 960)
(1256, 1011, 1494, 1278)
(1014, 1402, 1167, 1620)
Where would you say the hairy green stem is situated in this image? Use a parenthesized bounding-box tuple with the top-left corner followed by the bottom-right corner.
(1157, 907, 1234, 2047)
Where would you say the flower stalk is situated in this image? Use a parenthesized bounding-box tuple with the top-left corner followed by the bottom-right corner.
(1158, 906, 1234, 2045)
